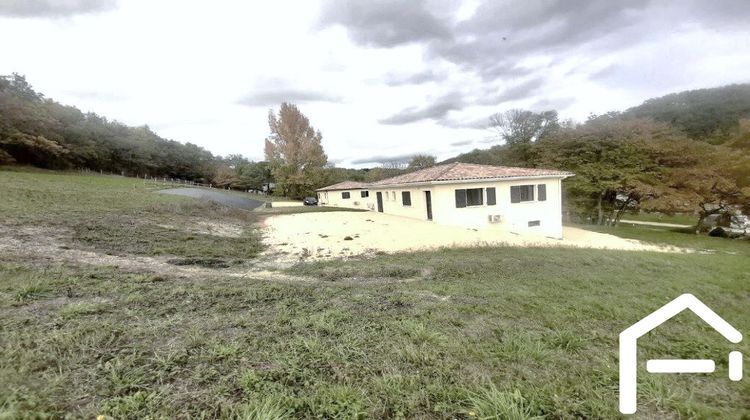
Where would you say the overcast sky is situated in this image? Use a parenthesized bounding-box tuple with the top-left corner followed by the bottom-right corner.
(2, 0, 749, 167)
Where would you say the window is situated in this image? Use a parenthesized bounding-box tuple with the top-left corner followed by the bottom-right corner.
(510, 185, 534, 203)
(391, 191, 396, 201)
(486, 187, 496, 206)
(537, 184, 546, 201)
(455, 189, 466, 208)
(455, 188, 483, 207)
(467, 188, 483, 206)
(342, 191, 350, 199)
(528, 220, 541, 227)
(402, 191, 411, 206)
(361, 190, 369, 198)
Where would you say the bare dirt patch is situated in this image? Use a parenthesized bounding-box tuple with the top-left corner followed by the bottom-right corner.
(0, 224, 312, 283)
(261, 211, 690, 262)
(155, 220, 245, 238)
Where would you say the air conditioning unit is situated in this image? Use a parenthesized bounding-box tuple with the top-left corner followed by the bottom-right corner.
(488, 214, 502, 223)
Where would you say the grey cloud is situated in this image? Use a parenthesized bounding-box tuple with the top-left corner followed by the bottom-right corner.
(350, 153, 414, 165)
(440, 115, 490, 130)
(379, 92, 464, 125)
(383, 69, 444, 86)
(387, 77, 544, 127)
(530, 97, 576, 112)
(238, 89, 341, 107)
(435, 1, 654, 81)
(322, 0, 748, 85)
(480, 77, 545, 106)
(319, 0, 452, 47)
(589, 64, 618, 81)
(449, 139, 473, 147)
(0, 0, 117, 17)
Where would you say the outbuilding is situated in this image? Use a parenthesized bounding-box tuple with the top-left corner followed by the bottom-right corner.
(316, 162, 573, 238)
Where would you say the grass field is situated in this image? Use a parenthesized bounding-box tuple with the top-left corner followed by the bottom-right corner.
(1, 168, 748, 419)
(620, 212, 697, 226)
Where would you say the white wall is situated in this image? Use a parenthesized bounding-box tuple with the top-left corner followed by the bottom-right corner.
(319, 177, 565, 238)
(429, 178, 564, 238)
(370, 188, 432, 220)
(317, 189, 374, 210)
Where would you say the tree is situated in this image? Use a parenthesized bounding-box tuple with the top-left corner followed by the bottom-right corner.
(407, 154, 436, 170)
(212, 165, 238, 188)
(489, 109, 559, 145)
(624, 83, 750, 143)
(264, 103, 328, 198)
(235, 161, 272, 190)
(640, 139, 750, 232)
(0, 74, 219, 181)
(538, 117, 670, 225)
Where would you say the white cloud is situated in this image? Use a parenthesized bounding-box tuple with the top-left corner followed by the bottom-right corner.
(1, 0, 749, 167)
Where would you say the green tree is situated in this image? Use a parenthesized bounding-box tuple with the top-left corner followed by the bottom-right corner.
(407, 154, 436, 170)
(538, 117, 673, 225)
(263, 103, 327, 198)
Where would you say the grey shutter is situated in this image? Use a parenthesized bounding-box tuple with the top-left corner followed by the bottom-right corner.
(455, 189, 467, 208)
(486, 187, 496, 205)
(510, 186, 521, 203)
(537, 184, 546, 201)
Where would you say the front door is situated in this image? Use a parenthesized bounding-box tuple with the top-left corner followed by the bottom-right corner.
(425, 191, 432, 220)
(376, 192, 383, 212)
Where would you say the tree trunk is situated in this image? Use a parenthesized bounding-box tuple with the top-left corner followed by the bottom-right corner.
(695, 213, 706, 235)
(613, 197, 632, 226)
(596, 193, 604, 225)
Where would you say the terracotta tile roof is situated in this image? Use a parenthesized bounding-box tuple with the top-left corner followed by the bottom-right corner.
(315, 180, 369, 191)
(369, 162, 573, 187)
(316, 163, 572, 191)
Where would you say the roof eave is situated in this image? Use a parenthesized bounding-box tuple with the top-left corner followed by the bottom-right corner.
(369, 173, 573, 189)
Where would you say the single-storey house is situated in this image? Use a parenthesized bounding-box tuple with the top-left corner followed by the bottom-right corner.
(316, 162, 573, 238)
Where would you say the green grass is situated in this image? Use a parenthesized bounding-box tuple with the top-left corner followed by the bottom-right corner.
(581, 223, 750, 256)
(1, 167, 749, 418)
(621, 212, 697, 225)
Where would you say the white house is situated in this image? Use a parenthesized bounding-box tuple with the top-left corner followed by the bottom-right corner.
(316, 162, 573, 239)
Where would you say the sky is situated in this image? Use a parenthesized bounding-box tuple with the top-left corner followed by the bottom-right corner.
(1, 0, 749, 167)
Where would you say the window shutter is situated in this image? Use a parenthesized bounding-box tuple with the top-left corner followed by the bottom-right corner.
(402, 191, 411, 206)
(455, 189, 467, 208)
(537, 184, 546, 201)
(510, 186, 521, 203)
(486, 187, 496, 205)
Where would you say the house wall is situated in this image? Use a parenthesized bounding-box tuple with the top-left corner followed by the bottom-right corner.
(369, 177, 564, 238)
(319, 176, 565, 238)
(372, 187, 431, 220)
(317, 189, 374, 210)
(428, 177, 564, 238)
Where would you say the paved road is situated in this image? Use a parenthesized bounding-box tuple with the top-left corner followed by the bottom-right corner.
(158, 188, 265, 210)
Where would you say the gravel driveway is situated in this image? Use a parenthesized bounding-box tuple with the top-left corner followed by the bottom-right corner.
(158, 188, 264, 210)
(262, 211, 690, 262)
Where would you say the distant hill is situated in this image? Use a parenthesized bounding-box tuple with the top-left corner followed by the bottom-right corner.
(445, 83, 750, 164)
(623, 83, 750, 143)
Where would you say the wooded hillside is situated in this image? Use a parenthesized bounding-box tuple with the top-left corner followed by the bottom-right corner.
(0, 74, 217, 181)
(446, 84, 750, 228)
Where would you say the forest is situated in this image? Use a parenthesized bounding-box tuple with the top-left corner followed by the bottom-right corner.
(2, 73, 749, 228)
(447, 85, 750, 228)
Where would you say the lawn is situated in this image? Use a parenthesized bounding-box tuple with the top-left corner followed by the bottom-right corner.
(620, 212, 697, 226)
(1, 168, 748, 419)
